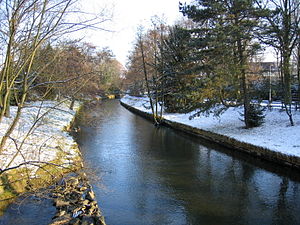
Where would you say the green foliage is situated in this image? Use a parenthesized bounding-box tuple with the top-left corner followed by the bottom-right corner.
(159, 26, 195, 112)
(125, 1, 299, 127)
(251, 80, 283, 101)
(240, 104, 265, 128)
(177, 0, 265, 127)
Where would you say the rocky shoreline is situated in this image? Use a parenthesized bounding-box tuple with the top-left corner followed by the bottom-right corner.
(0, 100, 107, 224)
(50, 174, 106, 225)
(49, 101, 107, 225)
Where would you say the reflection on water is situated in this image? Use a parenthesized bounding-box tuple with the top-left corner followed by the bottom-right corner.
(0, 195, 55, 225)
(75, 100, 300, 225)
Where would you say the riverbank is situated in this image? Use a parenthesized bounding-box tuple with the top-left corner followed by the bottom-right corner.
(0, 100, 106, 224)
(120, 95, 300, 169)
(50, 173, 106, 225)
(0, 100, 81, 214)
(0, 101, 81, 173)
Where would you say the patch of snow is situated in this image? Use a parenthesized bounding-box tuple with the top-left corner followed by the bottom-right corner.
(0, 100, 81, 172)
(121, 95, 300, 158)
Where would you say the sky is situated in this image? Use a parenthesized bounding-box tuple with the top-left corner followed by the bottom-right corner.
(77, 0, 186, 66)
(76, 0, 275, 67)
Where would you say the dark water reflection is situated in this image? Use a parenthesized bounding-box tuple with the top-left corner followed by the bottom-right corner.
(75, 100, 300, 225)
(0, 196, 55, 225)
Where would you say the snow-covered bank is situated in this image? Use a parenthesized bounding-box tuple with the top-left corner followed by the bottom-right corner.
(0, 100, 108, 223)
(0, 100, 81, 172)
(120, 95, 300, 163)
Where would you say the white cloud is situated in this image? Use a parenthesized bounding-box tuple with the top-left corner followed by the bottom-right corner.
(76, 0, 185, 66)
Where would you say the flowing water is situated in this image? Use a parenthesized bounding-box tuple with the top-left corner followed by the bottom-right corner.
(74, 100, 300, 225)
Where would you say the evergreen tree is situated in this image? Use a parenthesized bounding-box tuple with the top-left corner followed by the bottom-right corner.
(180, 0, 263, 128)
(159, 25, 195, 112)
(240, 103, 266, 128)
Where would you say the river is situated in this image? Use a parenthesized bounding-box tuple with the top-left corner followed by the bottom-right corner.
(74, 100, 300, 225)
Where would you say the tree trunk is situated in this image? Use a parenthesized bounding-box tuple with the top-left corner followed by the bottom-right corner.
(69, 97, 75, 110)
(282, 49, 294, 126)
(4, 91, 11, 118)
(237, 38, 250, 128)
(139, 35, 159, 125)
(297, 43, 300, 110)
(0, 105, 22, 152)
(281, 0, 294, 126)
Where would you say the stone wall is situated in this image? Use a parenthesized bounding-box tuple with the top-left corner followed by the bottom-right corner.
(120, 101, 300, 170)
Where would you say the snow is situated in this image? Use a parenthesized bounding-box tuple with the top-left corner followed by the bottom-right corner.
(0, 100, 81, 172)
(121, 95, 300, 158)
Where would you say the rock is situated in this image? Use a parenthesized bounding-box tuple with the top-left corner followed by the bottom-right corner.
(90, 200, 97, 206)
(55, 199, 71, 207)
(88, 204, 100, 216)
(80, 186, 88, 192)
(94, 216, 107, 225)
(100, 216, 107, 225)
(68, 177, 79, 187)
(81, 199, 90, 206)
(86, 190, 95, 201)
(52, 210, 66, 219)
(54, 193, 63, 198)
(69, 218, 81, 225)
(73, 206, 84, 213)
(81, 215, 95, 225)
(94, 211, 101, 217)
(49, 215, 71, 225)
(70, 192, 81, 201)
(72, 209, 83, 218)
(50, 175, 106, 225)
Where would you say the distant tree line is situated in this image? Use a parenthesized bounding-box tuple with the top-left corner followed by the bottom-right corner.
(32, 42, 123, 106)
(125, 0, 300, 128)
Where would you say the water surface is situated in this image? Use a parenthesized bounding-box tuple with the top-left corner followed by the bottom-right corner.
(75, 100, 300, 225)
(0, 196, 55, 225)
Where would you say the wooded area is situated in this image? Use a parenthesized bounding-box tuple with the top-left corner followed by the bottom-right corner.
(0, 0, 123, 207)
(125, 0, 300, 128)
(0, 0, 300, 217)
(0, 0, 123, 151)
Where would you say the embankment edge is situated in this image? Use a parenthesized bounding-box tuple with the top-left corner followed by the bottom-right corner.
(120, 100, 300, 170)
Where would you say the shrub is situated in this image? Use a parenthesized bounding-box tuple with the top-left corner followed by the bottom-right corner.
(241, 103, 266, 128)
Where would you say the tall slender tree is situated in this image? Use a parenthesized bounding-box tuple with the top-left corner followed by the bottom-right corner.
(136, 28, 160, 125)
(257, 0, 300, 125)
(127, 23, 168, 125)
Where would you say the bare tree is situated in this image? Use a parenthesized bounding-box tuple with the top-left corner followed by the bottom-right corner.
(135, 24, 167, 126)
(257, 0, 300, 125)
(0, 0, 111, 151)
(0, 0, 112, 212)
(137, 28, 159, 125)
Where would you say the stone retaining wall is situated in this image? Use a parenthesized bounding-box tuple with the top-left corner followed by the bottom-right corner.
(120, 101, 300, 170)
